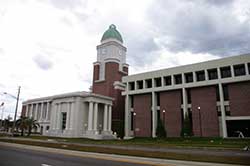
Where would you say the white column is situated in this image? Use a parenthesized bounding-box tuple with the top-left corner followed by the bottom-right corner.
(124, 95, 130, 137)
(219, 83, 228, 138)
(40, 103, 44, 121)
(93, 102, 98, 132)
(151, 92, 157, 138)
(25, 105, 29, 117)
(231, 65, 235, 77)
(103, 104, 108, 131)
(66, 102, 71, 130)
(69, 102, 75, 130)
(34, 104, 38, 120)
(87, 102, 93, 131)
(182, 88, 188, 117)
(46, 102, 49, 121)
(56, 104, 61, 130)
(108, 105, 112, 131)
(29, 104, 33, 118)
(245, 63, 249, 75)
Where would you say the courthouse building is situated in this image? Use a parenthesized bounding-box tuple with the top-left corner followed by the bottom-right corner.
(22, 24, 250, 139)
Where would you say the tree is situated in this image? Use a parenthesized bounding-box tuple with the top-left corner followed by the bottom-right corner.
(156, 119, 166, 138)
(181, 112, 193, 137)
(26, 118, 40, 136)
(16, 116, 28, 136)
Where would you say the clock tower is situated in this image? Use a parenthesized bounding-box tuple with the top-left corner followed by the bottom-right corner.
(92, 24, 128, 137)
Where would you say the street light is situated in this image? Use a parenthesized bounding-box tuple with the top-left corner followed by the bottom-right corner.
(162, 109, 166, 126)
(0, 102, 4, 129)
(197, 106, 202, 137)
(133, 112, 136, 133)
(4, 86, 21, 135)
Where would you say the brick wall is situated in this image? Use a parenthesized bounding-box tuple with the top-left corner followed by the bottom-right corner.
(191, 86, 219, 137)
(228, 81, 250, 116)
(160, 90, 182, 137)
(133, 94, 152, 137)
(93, 64, 99, 81)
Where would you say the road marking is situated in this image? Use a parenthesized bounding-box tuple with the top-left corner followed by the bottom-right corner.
(41, 164, 52, 166)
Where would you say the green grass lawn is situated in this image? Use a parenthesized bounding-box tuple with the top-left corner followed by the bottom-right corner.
(15, 135, 250, 150)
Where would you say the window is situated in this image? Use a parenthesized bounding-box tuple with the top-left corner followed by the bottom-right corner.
(187, 89, 191, 104)
(130, 112, 134, 130)
(220, 66, 231, 78)
(145, 79, 152, 88)
(174, 74, 182, 84)
(208, 68, 218, 80)
(156, 92, 160, 106)
(129, 82, 135, 90)
(233, 64, 246, 76)
(46, 126, 50, 130)
(154, 77, 162, 87)
(185, 72, 193, 83)
(130, 95, 134, 108)
(248, 63, 250, 74)
(216, 85, 220, 101)
(164, 76, 172, 86)
(223, 84, 229, 101)
(137, 80, 143, 89)
(196, 70, 205, 81)
(61, 112, 67, 130)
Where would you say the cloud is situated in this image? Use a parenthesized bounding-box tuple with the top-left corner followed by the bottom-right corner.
(148, 0, 250, 56)
(48, 0, 85, 10)
(33, 55, 53, 70)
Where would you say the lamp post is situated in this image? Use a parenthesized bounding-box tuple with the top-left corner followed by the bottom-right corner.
(162, 109, 166, 126)
(4, 86, 21, 135)
(197, 106, 202, 137)
(0, 102, 4, 129)
(133, 112, 136, 134)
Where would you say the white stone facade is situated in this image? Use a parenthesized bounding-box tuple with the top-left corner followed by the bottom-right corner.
(22, 92, 116, 139)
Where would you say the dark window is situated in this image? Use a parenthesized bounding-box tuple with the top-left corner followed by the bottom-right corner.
(208, 68, 218, 80)
(131, 112, 134, 130)
(46, 126, 50, 130)
(216, 85, 220, 101)
(196, 70, 205, 81)
(174, 74, 182, 84)
(248, 63, 250, 74)
(233, 64, 246, 76)
(156, 92, 160, 106)
(129, 82, 135, 90)
(187, 89, 191, 104)
(223, 84, 229, 101)
(137, 80, 143, 89)
(145, 79, 152, 88)
(220, 66, 231, 78)
(155, 77, 162, 87)
(164, 76, 171, 86)
(185, 72, 193, 83)
(131, 95, 134, 108)
(157, 110, 160, 122)
(61, 112, 67, 130)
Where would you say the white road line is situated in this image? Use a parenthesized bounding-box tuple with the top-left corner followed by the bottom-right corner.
(41, 164, 52, 166)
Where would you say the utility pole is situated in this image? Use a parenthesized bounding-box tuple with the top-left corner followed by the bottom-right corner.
(12, 86, 21, 134)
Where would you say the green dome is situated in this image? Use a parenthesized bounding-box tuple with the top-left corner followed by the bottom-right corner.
(101, 24, 123, 43)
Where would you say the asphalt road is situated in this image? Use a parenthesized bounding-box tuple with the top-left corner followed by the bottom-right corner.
(0, 145, 147, 166)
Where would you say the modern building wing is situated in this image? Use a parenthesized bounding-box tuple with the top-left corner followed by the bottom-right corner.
(122, 54, 250, 138)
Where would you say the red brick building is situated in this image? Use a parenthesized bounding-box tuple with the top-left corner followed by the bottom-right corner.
(123, 55, 250, 138)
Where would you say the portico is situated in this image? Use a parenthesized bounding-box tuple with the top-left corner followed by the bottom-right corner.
(22, 91, 116, 139)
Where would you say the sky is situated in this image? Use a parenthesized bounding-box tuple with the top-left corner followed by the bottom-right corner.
(0, 0, 250, 119)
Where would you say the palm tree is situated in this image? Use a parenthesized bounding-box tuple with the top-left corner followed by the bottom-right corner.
(26, 118, 40, 136)
(16, 116, 28, 136)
